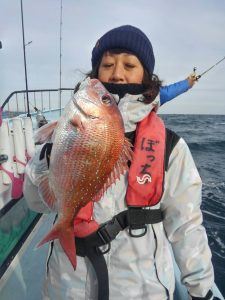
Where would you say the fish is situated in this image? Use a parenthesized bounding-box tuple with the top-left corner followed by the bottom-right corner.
(34, 78, 133, 269)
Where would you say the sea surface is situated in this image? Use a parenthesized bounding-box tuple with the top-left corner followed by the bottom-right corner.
(160, 114, 225, 297)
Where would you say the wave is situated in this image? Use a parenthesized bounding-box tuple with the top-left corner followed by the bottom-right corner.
(187, 140, 225, 152)
(203, 182, 225, 189)
(202, 210, 225, 221)
(216, 122, 225, 125)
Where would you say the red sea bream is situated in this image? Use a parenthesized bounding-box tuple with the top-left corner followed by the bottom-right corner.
(35, 78, 133, 269)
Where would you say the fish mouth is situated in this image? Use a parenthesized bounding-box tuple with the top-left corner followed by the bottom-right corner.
(72, 98, 99, 119)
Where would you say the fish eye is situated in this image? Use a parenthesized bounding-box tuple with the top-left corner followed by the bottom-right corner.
(102, 94, 112, 105)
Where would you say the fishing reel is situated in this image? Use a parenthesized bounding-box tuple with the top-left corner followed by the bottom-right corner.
(190, 67, 201, 81)
(34, 107, 48, 128)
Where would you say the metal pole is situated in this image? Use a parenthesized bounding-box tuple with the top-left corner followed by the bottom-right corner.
(59, 0, 63, 115)
(20, 0, 31, 117)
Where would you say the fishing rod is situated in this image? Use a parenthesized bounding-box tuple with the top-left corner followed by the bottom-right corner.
(192, 55, 225, 80)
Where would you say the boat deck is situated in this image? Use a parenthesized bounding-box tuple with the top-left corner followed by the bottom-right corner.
(0, 213, 54, 300)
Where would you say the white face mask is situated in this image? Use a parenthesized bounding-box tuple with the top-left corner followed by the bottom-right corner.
(112, 93, 160, 132)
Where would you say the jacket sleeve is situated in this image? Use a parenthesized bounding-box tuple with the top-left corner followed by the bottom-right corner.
(161, 138, 216, 298)
(23, 144, 52, 213)
(159, 79, 190, 106)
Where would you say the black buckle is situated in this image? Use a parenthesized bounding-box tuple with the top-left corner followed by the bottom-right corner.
(96, 217, 123, 254)
(98, 217, 123, 243)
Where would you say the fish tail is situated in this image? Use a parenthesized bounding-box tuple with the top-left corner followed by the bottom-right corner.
(37, 223, 77, 269)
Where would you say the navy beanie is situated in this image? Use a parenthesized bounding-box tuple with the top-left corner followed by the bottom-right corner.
(91, 25, 155, 75)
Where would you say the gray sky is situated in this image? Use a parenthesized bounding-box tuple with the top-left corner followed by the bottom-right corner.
(1, 0, 225, 114)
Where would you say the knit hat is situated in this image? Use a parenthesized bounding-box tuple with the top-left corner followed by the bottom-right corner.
(91, 25, 155, 75)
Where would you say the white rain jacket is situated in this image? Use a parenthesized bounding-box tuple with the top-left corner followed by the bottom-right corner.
(24, 91, 221, 300)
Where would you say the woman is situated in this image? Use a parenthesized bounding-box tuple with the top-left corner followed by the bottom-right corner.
(24, 25, 221, 300)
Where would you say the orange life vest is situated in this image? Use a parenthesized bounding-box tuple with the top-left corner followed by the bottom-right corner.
(126, 110, 165, 207)
(73, 111, 166, 237)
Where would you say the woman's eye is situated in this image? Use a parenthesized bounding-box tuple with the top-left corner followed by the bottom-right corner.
(102, 63, 113, 68)
(125, 63, 135, 68)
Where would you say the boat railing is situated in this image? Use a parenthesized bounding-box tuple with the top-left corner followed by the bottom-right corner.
(0, 88, 73, 280)
(1, 88, 74, 119)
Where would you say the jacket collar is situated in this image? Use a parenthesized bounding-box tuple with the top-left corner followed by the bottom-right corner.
(111, 93, 160, 133)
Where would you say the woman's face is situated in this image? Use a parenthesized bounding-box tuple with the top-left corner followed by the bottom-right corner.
(98, 52, 144, 84)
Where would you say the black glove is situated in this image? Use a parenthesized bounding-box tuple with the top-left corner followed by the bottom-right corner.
(39, 142, 53, 168)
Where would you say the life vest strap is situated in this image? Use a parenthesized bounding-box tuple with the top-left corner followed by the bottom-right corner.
(77, 207, 162, 250)
(128, 207, 163, 237)
(76, 238, 109, 300)
(76, 207, 162, 300)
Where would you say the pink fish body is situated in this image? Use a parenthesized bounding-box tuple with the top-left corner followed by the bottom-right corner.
(35, 78, 132, 269)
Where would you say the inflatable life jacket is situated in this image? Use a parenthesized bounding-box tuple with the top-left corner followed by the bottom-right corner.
(74, 111, 171, 233)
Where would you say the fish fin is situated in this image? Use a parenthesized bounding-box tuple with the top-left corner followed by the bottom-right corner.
(93, 137, 133, 202)
(37, 223, 77, 269)
(38, 177, 57, 210)
(109, 137, 133, 181)
(34, 121, 58, 144)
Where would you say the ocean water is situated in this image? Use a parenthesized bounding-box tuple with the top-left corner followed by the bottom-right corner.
(160, 114, 225, 297)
